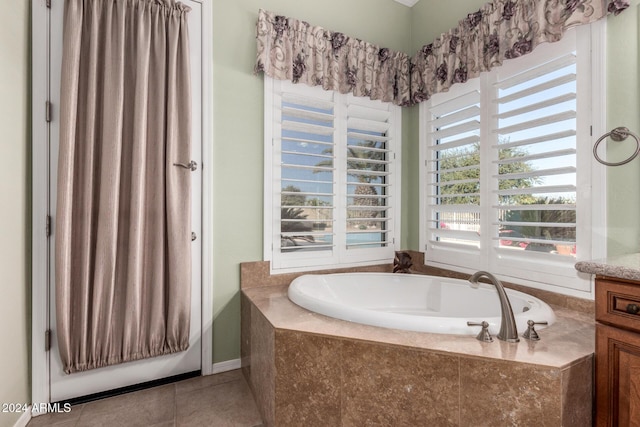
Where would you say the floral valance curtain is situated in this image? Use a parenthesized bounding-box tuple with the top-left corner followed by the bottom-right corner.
(255, 1, 628, 107)
(255, 9, 412, 106)
(411, 0, 629, 103)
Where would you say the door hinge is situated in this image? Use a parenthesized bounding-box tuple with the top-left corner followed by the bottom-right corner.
(45, 330, 51, 352)
(45, 215, 51, 237)
(45, 101, 52, 122)
(46, 0, 51, 8)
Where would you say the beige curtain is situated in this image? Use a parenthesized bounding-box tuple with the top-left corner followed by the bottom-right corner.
(56, 0, 192, 374)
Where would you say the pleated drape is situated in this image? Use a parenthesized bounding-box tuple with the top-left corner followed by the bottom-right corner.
(56, 0, 192, 374)
(410, 0, 630, 103)
(254, 9, 412, 107)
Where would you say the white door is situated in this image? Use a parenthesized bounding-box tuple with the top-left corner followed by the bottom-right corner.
(47, 0, 203, 402)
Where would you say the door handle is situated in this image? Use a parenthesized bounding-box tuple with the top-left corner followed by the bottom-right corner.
(174, 160, 198, 171)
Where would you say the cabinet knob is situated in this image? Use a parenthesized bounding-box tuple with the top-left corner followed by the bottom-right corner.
(626, 303, 640, 315)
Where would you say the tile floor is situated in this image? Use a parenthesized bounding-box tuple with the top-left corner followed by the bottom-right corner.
(27, 370, 263, 427)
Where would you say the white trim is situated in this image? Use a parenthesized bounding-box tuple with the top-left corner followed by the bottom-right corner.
(211, 358, 242, 374)
(31, 0, 51, 407)
(200, 0, 214, 377)
(263, 76, 274, 262)
(577, 18, 607, 299)
(12, 408, 31, 427)
(587, 19, 608, 298)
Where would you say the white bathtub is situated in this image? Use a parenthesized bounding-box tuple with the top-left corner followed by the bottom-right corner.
(288, 273, 556, 336)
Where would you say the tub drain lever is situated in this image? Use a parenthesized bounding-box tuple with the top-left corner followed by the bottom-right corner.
(522, 320, 548, 341)
(467, 321, 493, 343)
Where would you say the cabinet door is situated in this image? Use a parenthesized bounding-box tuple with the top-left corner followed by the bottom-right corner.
(596, 323, 640, 426)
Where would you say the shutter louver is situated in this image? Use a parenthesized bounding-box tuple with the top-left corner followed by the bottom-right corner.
(279, 90, 336, 253)
(493, 53, 578, 256)
(346, 100, 394, 249)
(426, 86, 482, 250)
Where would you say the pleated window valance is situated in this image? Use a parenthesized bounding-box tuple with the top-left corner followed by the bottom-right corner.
(411, 0, 629, 104)
(254, 9, 412, 107)
(255, 0, 629, 107)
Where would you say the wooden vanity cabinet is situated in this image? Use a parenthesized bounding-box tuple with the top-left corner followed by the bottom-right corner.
(595, 277, 640, 426)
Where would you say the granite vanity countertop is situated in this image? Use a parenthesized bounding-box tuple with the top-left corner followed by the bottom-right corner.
(575, 252, 640, 281)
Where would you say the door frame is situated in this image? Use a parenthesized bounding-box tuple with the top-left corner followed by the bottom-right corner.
(31, 0, 214, 406)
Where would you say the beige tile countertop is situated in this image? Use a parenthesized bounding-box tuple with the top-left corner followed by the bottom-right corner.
(575, 252, 640, 282)
(243, 284, 595, 369)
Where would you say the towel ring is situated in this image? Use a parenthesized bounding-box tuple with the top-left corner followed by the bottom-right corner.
(593, 127, 640, 167)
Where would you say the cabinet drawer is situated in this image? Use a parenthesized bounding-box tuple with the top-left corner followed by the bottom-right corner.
(596, 279, 640, 333)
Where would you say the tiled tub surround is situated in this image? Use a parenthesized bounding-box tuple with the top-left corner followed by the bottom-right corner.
(241, 258, 596, 426)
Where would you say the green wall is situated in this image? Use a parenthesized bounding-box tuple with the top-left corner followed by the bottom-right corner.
(403, 0, 490, 253)
(210, 0, 494, 364)
(410, 0, 489, 53)
(212, 0, 640, 363)
(606, 0, 640, 256)
(211, 0, 412, 363)
(0, 0, 30, 426)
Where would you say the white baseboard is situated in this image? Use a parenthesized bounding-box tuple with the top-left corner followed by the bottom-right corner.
(12, 407, 31, 427)
(210, 358, 241, 375)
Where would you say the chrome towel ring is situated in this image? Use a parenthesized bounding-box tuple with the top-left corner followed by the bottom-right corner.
(593, 126, 640, 166)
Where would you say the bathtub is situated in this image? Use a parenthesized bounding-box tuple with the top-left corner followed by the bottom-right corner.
(288, 272, 556, 336)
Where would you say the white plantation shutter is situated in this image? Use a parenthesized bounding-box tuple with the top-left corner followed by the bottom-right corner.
(345, 97, 396, 253)
(421, 26, 595, 293)
(266, 79, 400, 270)
(492, 43, 578, 258)
(422, 80, 483, 269)
(278, 91, 336, 254)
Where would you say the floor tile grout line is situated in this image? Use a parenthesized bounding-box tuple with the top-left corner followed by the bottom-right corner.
(29, 370, 258, 427)
(173, 382, 178, 427)
(175, 372, 245, 396)
(71, 401, 85, 427)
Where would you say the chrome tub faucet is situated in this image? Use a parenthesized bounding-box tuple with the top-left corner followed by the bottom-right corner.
(468, 271, 519, 343)
(393, 251, 413, 273)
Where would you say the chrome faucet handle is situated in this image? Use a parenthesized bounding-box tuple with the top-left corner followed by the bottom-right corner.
(467, 321, 493, 343)
(522, 320, 548, 341)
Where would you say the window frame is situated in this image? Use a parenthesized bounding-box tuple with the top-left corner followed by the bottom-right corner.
(264, 77, 402, 273)
(419, 23, 607, 298)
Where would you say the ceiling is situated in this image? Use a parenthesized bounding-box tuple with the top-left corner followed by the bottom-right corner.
(393, 0, 420, 7)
